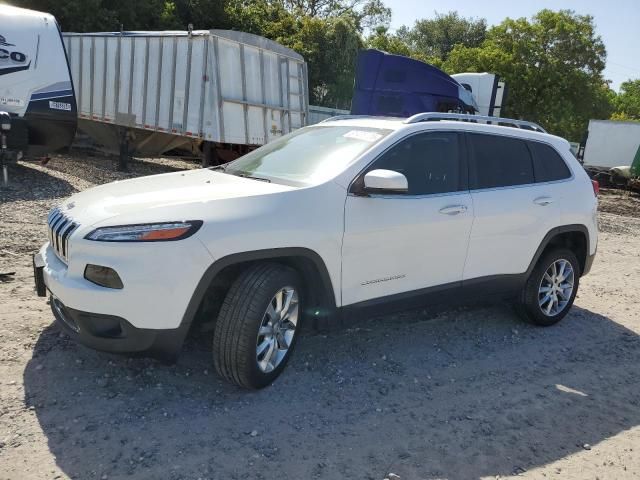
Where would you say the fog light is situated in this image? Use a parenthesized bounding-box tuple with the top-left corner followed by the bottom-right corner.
(84, 264, 123, 289)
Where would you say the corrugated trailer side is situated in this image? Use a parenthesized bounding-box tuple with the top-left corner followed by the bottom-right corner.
(62, 30, 308, 162)
(308, 105, 350, 125)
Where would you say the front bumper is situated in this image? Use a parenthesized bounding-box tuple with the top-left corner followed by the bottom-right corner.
(49, 295, 186, 357)
(34, 236, 214, 356)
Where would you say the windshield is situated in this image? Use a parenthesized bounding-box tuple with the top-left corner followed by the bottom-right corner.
(222, 125, 393, 186)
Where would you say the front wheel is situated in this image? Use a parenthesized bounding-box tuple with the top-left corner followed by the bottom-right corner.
(518, 249, 580, 326)
(213, 263, 302, 389)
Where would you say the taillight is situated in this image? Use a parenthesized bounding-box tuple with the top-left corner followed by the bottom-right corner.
(591, 179, 600, 197)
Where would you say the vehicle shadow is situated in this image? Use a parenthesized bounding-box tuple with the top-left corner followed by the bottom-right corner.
(23, 304, 640, 480)
(0, 162, 77, 203)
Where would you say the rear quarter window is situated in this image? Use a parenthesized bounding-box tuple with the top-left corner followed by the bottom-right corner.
(528, 141, 572, 182)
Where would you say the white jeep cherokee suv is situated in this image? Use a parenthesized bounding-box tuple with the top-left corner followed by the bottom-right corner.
(33, 113, 598, 389)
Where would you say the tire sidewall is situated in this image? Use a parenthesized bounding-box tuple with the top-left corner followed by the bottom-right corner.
(242, 269, 303, 389)
(523, 249, 580, 326)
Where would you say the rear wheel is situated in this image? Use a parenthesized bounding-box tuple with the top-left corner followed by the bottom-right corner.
(213, 263, 302, 389)
(518, 249, 580, 326)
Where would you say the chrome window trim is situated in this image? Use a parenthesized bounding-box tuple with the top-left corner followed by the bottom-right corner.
(466, 175, 574, 194)
(347, 190, 470, 200)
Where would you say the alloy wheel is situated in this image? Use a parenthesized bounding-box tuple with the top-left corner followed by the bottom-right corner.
(256, 286, 299, 373)
(538, 259, 575, 317)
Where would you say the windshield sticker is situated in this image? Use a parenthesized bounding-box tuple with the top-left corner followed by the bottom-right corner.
(343, 130, 383, 142)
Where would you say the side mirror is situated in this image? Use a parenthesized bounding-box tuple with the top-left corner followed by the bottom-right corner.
(363, 169, 408, 193)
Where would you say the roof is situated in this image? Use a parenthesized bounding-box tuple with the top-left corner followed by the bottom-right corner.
(319, 115, 569, 145)
(0, 5, 55, 22)
(61, 29, 304, 62)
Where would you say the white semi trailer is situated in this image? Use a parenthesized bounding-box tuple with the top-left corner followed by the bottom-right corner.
(451, 73, 507, 117)
(62, 29, 308, 167)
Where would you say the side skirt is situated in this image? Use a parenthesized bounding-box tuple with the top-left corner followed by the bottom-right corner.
(336, 274, 527, 326)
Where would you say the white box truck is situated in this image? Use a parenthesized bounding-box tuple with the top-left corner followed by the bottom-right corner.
(580, 120, 640, 189)
(582, 120, 640, 170)
(62, 29, 308, 166)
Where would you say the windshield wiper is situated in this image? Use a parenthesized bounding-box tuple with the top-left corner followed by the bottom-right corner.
(233, 172, 271, 183)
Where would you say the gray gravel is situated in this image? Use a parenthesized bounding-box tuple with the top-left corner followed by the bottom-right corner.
(1, 154, 640, 480)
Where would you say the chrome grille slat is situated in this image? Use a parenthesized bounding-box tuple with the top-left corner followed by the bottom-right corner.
(61, 222, 78, 257)
(49, 210, 63, 245)
(47, 207, 79, 263)
(55, 219, 68, 252)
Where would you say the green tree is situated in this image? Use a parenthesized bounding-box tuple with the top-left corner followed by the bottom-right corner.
(364, 26, 443, 67)
(159, 0, 229, 29)
(443, 9, 613, 140)
(402, 11, 486, 62)
(365, 26, 413, 57)
(288, 16, 362, 107)
(11, 0, 187, 31)
(612, 79, 640, 120)
(280, 0, 390, 30)
(225, 0, 298, 39)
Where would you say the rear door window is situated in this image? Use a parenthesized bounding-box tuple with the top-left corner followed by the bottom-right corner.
(528, 141, 571, 182)
(468, 133, 534, 189)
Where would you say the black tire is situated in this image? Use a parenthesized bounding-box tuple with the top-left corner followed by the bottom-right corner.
(213, 263, 302, 389)
(518, 248, 580, 326)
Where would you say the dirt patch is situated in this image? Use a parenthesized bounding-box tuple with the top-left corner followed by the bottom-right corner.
(2, 154, 640, 480)
(598, 188, 640, 219)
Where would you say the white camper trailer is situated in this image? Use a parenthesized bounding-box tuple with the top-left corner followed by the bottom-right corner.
(0, 5, 77, 181)
(62, 30, 308, 165)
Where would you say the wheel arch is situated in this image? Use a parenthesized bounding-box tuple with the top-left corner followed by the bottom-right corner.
(527, 225, 590, 277)
(181, 247, 338, 334)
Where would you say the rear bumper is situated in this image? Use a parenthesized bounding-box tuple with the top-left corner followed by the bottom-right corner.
(583, 251, 596, 276)
(50, 295, 187, 358)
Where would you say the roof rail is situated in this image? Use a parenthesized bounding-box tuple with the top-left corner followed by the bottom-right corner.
(404, 112, 547, 133)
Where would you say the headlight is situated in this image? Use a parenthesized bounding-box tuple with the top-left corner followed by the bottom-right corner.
(85, 221, 202, 242)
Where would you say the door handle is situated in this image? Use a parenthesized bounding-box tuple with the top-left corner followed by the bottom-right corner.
(533, 196, 554, 206)
(439, 205, 468, 215)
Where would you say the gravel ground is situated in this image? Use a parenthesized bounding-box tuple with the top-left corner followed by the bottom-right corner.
(1, 153, 640, 480)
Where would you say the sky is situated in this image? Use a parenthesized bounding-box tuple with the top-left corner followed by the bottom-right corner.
(384, 0, 640, 91)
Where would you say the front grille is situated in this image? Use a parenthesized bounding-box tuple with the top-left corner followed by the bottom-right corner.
(47, 207, 79, 263)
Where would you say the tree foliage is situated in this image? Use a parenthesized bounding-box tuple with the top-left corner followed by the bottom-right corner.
(288, 16, 362, 107)
(12, 0, 229, 31)
(442, 10, 613, 140)
(611, 79, 640, 121)
(280, 0, 390, 30)
(402, 11, 486, 62)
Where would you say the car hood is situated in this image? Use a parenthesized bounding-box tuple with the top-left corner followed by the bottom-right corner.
(57, 168, 295, 226)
